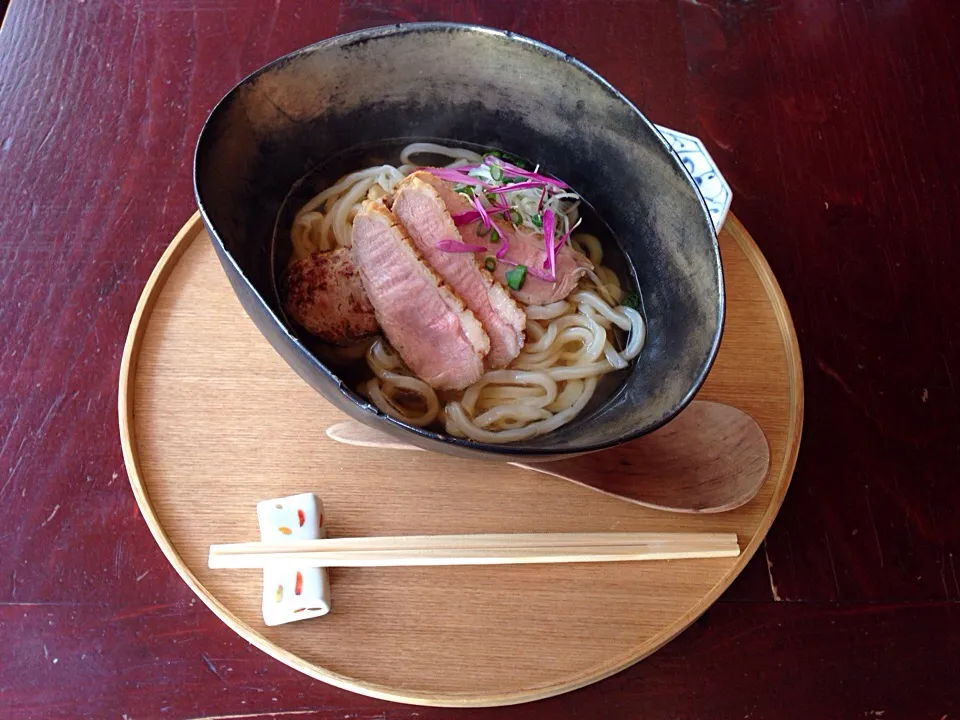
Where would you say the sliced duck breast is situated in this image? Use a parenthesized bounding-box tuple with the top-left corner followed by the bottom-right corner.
(352, 198, 489, 391)
(392, 173, 526, 368)
(418, 170, 593, 306)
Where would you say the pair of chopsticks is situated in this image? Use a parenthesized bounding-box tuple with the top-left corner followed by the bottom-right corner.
(208, 532, 740, 569)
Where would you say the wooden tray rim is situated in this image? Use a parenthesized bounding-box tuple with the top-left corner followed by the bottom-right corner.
(118, 211, 804, 707)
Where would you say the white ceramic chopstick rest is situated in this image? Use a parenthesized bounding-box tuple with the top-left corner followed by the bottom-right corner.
(256, 493, 331, 625)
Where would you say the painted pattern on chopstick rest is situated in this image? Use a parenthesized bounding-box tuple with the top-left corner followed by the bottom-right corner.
(257, 493, 332, 625)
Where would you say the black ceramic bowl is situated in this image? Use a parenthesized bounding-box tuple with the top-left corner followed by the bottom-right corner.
(194, 23, 723, 461)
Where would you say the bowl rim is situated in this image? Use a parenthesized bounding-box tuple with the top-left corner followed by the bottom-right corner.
(193, 21, 725, 457)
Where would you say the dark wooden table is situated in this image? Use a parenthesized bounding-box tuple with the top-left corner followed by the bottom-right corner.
(2, 1, 958, 718)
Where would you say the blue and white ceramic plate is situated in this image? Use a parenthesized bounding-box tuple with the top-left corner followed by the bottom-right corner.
(655, 125, 731, 232)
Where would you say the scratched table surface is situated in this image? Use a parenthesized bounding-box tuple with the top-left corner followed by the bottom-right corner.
(1, 0, 958, 718)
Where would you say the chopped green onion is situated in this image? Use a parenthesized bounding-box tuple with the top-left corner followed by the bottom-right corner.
(484, 257, 496, 272)
(622, 292, 641, 310)
(490, 165, 504, 182)
(505, 264, 527, 290)
(476, 221, 492, 237)
(531, 214, 543, 229)
(490, 228, 500, 244)
(509, 208, 522, 225)
(485, 149, 530, 168)
(501, 152, 529, 169)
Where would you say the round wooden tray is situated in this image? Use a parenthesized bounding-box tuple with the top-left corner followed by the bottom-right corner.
(119, 212, 802, 707)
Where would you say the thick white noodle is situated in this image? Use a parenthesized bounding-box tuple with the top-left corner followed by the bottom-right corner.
(289, 142, 647, 443)
(524, 300, 571, 321)
(399, 143, 483, 165)
(363, 338, 440, 427)
(444, 377, 599, 443)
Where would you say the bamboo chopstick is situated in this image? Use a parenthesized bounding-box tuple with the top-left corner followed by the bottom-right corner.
(208, 532, 740, 569)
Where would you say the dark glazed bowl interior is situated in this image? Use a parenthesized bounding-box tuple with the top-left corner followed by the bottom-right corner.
(194, 23, 724, 461)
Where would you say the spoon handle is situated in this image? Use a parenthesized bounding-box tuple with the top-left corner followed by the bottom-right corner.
(324, 422, 425, 452)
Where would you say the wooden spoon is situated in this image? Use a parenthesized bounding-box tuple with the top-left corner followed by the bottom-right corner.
(326, 400, 770, 513)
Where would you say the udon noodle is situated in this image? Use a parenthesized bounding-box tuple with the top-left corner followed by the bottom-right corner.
(288, 142, 646, 443)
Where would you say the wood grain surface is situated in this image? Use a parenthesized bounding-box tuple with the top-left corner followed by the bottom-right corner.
(118, 212, 797, 706)
(0, 0, 957, 718)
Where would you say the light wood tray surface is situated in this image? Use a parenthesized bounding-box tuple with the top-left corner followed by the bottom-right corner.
(119, 212, 802, 707)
